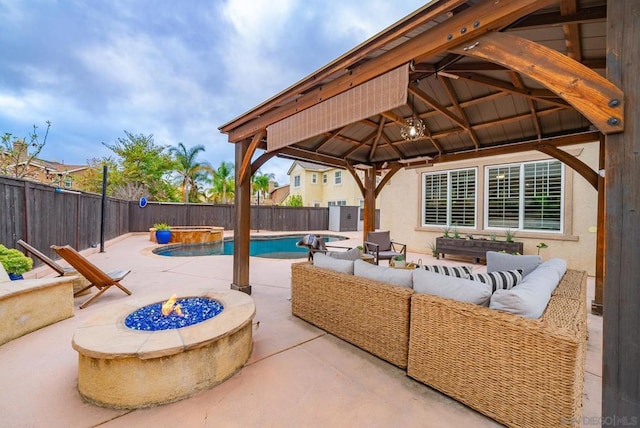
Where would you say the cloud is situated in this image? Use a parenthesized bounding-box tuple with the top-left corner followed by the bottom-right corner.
(0, 0, 427, 187)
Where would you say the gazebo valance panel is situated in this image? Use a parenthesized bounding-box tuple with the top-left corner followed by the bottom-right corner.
(266, 64, 409, 152)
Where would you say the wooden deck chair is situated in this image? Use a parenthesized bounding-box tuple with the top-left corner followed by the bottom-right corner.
(17, 239, 76, 276)
(363, 231, 406, 265)
(51, 245, 132, 309)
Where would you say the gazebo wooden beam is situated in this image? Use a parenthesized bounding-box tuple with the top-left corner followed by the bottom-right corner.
(451, 72, 571, 107)
(344, 162, 365, 196)
(276, 147, 346, 169)
(375, 163, 403, 198)
(510, 4, 606, 30)
(450, 31, 624, 134)
(423, 131, 599, 165)
(535, 144, 598, 189)
(409, 86, 467, 129)
(238, 131, 265, 185)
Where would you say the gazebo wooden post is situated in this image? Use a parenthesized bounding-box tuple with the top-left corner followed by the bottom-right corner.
(592, 134, 605, 315)
(603, 0, 639, 419)
(231, 138, 252, 294)
(362, 167, 377, 241)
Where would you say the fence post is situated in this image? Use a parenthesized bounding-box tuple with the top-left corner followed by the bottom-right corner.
(100, 165, 107, 252)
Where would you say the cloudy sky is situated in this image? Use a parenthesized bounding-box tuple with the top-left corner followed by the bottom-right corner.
(0, 0, 427, 185)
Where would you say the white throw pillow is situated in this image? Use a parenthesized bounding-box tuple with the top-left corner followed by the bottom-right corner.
(486, 251, 542, 277)
(468, 269, 523, 292)
(313, 253, 354, 274)
(353, 259, 413, 288)
(418, 264, 472, 278)
(412, 268, 492, 306)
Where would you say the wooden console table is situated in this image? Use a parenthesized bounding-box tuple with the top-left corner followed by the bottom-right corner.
(435, 237, 524, 263)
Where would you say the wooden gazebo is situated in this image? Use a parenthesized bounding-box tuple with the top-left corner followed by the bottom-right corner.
(219, 0, 638, 419)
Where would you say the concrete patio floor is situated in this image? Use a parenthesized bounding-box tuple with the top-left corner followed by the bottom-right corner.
(1, 232, 602, 428)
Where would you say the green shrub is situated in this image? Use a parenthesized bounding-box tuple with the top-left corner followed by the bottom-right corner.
(0, 245, 33, 275)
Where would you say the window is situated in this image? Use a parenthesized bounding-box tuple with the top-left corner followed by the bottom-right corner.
(422, 168, 476, 228)
(293, 175, 301, 187)
(311, 173, 317, 184)
(486, 160, 563, 232)
(328, 200, 347, 206)
(334, 171, 342, 185)
(323, 173, 328, 184)
(64, 176, 73, 189)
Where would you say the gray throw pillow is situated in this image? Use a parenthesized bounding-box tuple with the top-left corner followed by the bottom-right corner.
(486, 251, 542, 277)
(353, 259, 413, 288)
(328, 247, 362, 261)
(313, 253, 354, 274)
(412, 268, 492, 306)
(537, 258, 567, 282)
(489, 259, 565, 318)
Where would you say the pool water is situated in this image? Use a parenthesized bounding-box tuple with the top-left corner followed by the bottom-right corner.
(152, 235, 347, 259)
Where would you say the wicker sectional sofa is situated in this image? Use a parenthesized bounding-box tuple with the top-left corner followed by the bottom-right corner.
(291, 261, 587, 428)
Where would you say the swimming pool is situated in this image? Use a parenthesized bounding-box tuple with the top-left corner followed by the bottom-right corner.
(152, 234, 347, 259)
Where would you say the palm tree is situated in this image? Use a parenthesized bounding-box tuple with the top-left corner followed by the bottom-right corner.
(211, 161, 235, 204)
(206, 175, 235, 203)
(252, 169, 275, 203)
(169, 143, 212, 203)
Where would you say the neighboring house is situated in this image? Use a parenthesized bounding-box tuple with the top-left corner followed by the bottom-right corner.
(1, 142, 89, 189)
(287, 161, 379, 208)
(268, 184, 289, 205)
(379, 141, 600, 274)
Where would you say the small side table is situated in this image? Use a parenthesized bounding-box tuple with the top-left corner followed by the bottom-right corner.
(360, 254, 375, 264)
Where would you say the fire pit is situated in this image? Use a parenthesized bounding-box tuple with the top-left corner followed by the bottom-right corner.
(72, 289, 255, 409)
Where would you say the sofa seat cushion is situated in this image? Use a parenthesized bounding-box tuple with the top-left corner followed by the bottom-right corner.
(418, 264, 472, 278)
(489, 258, 567, 318)
(468, 269, 523, 292)
(486, 251, 542, 277)
(412, 268, 492, 305)
(313, 253, 354, 274)
(353, 259, 413, 288)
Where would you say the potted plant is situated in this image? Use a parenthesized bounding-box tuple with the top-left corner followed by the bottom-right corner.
(429, 242, 438, 258)
(0, 244, 33, 280)
(153, 223, 172, 245)
(536, 242, 548, 255)
(391, 254, 406, 268)
(504, 228, 516, 243)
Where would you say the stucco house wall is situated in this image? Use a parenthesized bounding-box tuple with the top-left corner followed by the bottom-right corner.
(288, 161, 378, 208)
(378, 141, 599, 274)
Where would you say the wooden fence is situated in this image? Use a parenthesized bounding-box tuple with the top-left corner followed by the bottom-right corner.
(0, 176, 330, 267)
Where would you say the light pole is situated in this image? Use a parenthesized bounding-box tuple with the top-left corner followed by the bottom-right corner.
(256, 191, 260, 233)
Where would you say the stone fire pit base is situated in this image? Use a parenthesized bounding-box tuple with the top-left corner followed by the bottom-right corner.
(72, 289, 255, 409)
